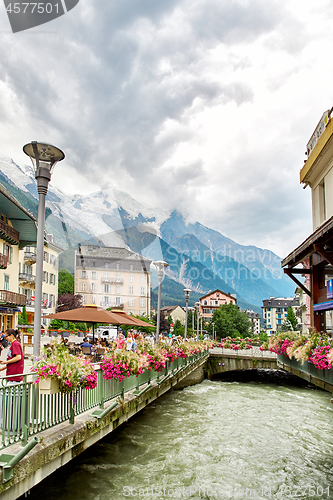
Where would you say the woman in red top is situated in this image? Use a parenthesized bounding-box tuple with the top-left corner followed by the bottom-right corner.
(0, 329, 24, 382)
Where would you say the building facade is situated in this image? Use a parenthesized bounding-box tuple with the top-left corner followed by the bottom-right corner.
(18, 234, 62, 329)
(245, 310, 261, 336)
(160, 305, 186, 326)
(75, 245, 152, 317)
(262, 297, 299, 335)
(199, 289, 237, 320)
(0, 183, 37, 331)
(282, 109, 333, 332)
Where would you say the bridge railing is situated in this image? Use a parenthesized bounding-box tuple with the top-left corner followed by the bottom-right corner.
(0, 350, 208, 450)
(210, 346, 276, 358)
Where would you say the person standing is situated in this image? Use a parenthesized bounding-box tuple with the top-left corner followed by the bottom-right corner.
(0, 329, 24, 382)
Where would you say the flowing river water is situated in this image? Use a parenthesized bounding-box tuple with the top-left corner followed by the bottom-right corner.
(23, 375, 333, 500)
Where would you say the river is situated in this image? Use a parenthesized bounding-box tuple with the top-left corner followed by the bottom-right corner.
(23, 377, 333, 500)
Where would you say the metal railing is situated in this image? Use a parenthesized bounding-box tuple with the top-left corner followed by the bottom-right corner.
(19, 273, 36, 283)
(0, 351, 208, 450)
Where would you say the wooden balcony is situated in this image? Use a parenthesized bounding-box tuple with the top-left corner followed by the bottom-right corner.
(0, 220, 19, 245)
(0, 253, 7, 269)
(0, 290, 26, 306)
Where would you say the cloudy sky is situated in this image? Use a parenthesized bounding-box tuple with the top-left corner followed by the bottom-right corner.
(0, 0, 332, 258)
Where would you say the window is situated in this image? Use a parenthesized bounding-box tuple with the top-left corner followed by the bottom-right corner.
(103, 284, 110, 293)
(140, 274, 145, 283)
(81, 295, 86, 304)
(3, 243, 12, 263)
(42, 293, 48, 306)
(43, 271, 48, 283)
(215, 301, 218, 305)
(140, 298, 145, 308)
(129, 286, 134, 295)
(50, 274, 56, 285)
(114, 297, 122, 306)
(91, 295, 96, 304)
(116, 263, 120, 270)
(89, 283, 96, 292)
(140, 286, 145, 295)
(129, 274, 134, 283)
(115, 285, 121, 294)
(103, 296, 109, 307)
(116, 273, 121, 281)
(104, 272, 109, 281)
(80, 270, 87, 279)
(4, 275, 9, 291)
(81, 282, 87, 291)
(43, 251, 49, 263)
(91, 271, 98, 280)
(130, 264, 134, 271)
(129, 298, 134, 307)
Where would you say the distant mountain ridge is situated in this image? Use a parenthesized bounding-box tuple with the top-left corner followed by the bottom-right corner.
(0, 154, 295, 312)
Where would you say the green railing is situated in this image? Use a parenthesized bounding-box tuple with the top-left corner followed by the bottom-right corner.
(0, 351, 208, 450)
(277, 354, 333, 385)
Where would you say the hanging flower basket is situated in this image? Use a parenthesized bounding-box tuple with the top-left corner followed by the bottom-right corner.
(39, 377, 60, 395)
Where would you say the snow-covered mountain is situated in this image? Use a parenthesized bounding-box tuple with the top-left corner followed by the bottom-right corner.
(0, 154, 295, 309)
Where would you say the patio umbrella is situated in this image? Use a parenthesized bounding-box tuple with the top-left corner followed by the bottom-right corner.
(45, 305, 139, 341)
(110, 310, 154, 328)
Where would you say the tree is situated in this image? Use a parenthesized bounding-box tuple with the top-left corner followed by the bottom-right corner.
(286, 307, 298, 330)
(212, 303, 251, 339)
(58, 268, 74, 296)
(18, 305, 29, 325)
(56, 293, 82, 312)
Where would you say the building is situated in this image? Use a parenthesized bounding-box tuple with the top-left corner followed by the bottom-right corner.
(19, 234, 62, 329)
(199, 289, 237, 320)
(262, 296, 299, 335)
(245, 310, 261, 336)
(160, 305, 186, 326)
(281, 109, 333, 332)
(75, 245, 152, 317)
(0, 183, 37, 331)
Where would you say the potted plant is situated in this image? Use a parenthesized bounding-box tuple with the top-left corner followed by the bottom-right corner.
(31, 338, 98, 394)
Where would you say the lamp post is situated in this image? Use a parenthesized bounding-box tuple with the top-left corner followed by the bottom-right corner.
(183, 288, 192, 339)
(23, 142, 65, 357)
(195, 301, 200, 341)
(212, 321, 215, 341)
(153, 260, 169, 343)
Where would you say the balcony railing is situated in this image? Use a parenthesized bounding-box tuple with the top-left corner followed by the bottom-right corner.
(0, 290, 26, 306)
(24, 250, 37, 263)
(110, 278, 124, 285)
(0, 219, 19, 245)
(19, 273, 36, 284)
(0, 253, 7, 269)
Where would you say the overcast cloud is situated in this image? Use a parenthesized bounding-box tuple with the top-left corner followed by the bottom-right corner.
(0, 0, 332, 257)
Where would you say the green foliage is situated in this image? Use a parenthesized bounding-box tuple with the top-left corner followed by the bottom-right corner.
(50, 319, 66, 330)
(58, 268, 74, 295)
(259, 331, 268, 342)
(286, 307, 298, 330)
(212, 303, 252, 339)
(173, 319, 184, 336)
(18, 305, 29, 325)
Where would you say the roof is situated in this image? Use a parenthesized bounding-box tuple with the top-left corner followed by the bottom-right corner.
(0, 182, 37, 247)
(199, 289, 237, 301)
(262, 297, 299, 308)
(281, 215, 333, 268)
(160, 305, 184, 314)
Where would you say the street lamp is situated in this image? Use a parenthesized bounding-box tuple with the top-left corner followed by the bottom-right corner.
(212, 321, 215, 341)
(183, 288, 192, 339)
(195, 301, 200, 341)
(153, 260, 169, 343)
(23, 142, 65, 356)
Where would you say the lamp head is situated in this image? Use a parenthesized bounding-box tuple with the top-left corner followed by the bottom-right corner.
(23, 141, 65, 175)
(183, 288, 192, 301)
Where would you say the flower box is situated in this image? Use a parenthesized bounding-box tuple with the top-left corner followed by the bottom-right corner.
(39, 377, 60, 395)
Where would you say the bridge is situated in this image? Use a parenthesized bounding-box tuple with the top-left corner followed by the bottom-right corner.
(2, 347, 331, 500)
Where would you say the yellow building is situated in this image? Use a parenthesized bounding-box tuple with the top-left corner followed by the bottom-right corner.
(282, 108, 333, 331)
(18, 234, 62, 330)
(75, 245, 152, 317)
(0, 184, 37, 331)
